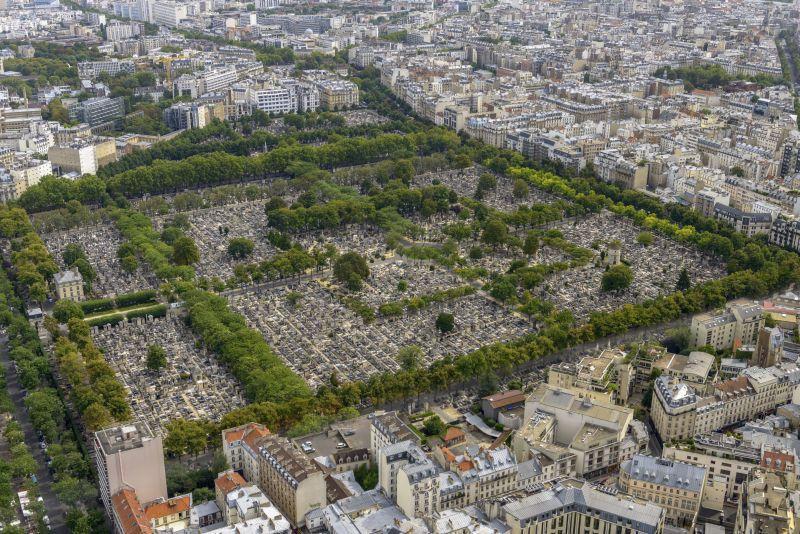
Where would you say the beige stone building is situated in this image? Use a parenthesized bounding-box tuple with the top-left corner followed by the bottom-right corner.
(618, 454, 706, 528)
(255, 434, 326, 528)
(651, 364, 800, 444)
(521, 384, 638, 477)
(548, 348, 634, 403)
(54, 267, 84, 301)
(315, 79, 359, 110)
(689, 300, 764, 351)
(501, 478, 665, 534)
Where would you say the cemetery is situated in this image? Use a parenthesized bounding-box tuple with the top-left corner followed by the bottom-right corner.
(91, 314, 246, 434)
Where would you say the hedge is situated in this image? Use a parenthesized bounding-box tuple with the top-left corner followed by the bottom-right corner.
(115, 289, 158, 308)
(125, 304, 167, 321)
(80, 298, 115, 315)
(86, 314, 125, 328)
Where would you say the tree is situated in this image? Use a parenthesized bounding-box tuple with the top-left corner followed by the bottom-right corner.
(397, 345, 422, 371)
(523, 232, 539, 256)
(730, 166, 745, 178)
(676, 267, 691, 291)
(120, 254, 138, 273)
(512, 178, 529, 199)
(353, 463, 378, 490)
(227, 237, 255, 259)
(63, 243, 86, 266)
(481, 219, 508, 248)
(52, 299, 84, 323)
(636, 231, 654, 246)
(435, 312, 454, 334)
(422, 415, 445, 436)
(44, 98, 70, 124)
(192, 487, 215, 503)
(601, 264, 633, 292)
(146, 344, 167, 372)
(172, 236, 200, 266)
(490, 277, 517, 302)
(53, 476, 97, 507)
(333, 252, 369, 289)
(82, 402, 114, 431)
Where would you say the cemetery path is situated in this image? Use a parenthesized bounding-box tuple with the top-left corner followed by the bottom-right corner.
(0, 335, 69, 534)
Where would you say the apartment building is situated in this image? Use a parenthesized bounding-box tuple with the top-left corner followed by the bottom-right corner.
(151, 0, 189, 27)
(369, 411, 419, 456)
(663, 433, 761, 504)
(712, 204, 772, 237)
(522, 384, 638, 477)
(651, 363, 800, 443)
(54, 267, 84, 301)
(77, 59, 135, 79)
(735, 469, 798, 534)
(501, 479, 665, 534)
(547, 348, 633, 403)
(69, 97, 126, 127)
(689, 300, 764, 351)
(48, 137, 117, 176)
(94, 422, 168, 515)
(770, 218, 800, 253)
(222, 422, 270, 484)
(314, 78, 359, 110)
(163, 101, 224, 130)
(618, 454, 706, 528)
(255, 435, 326, 527)
(595, 149, 648, 190)
(7, 158, 51, 198)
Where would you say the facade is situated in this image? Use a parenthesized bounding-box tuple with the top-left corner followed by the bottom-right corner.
(618, 454, 706, 528)
(48, 137, 117, 176)
(651, 363, 800, 443)
(521, 384, 638, 477)
(501, 479, 665, 534)
(256, 435, 326, 527)
(77, 60, 136, 79)
(54, 267, 84, 301)
(94, 422, 168, 515)
(69, 97, 126, 127)
(689, 300, 764, 351)
(314, 78, 359, 110)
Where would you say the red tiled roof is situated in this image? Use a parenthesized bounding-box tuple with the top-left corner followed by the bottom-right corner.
(440, 446, 456, 463)
(215, 471, 247, 494)
(443, 427, 465, 442)
(761, 451, 794, 472)
(144, 495, 191, 522)
(112, 489, 152, 534)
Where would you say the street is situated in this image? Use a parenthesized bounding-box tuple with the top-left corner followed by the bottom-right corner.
(0, 336, 68, 534)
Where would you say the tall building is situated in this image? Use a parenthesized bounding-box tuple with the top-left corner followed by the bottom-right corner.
(94, 422, 168, 514)
(151, 0, 188, 27)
